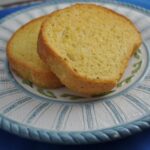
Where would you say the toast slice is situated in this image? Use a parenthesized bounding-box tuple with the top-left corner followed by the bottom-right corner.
(7, 16, 62, 88)
(38, 4, 142, 95)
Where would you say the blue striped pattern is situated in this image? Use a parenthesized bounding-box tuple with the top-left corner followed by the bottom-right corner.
(53, 105, 72, 130)
(82, 104, 99, 130)
(111, 101, 127, 121)
(136, 87, 150, 95)
(104, 100, 125, 124)
(81, 104, 86, 130)
(123, 94, 150, 113)
(136, 85, 150, 94)
(26, 102, 52, 124)
(129, 93, 150, 108)
(84, 103, 98, 130)
(0, 88, 19, 98)
(0, 26, 14, 33)
(34, 103, 54, 124)
(2, 97, 32, 114)
(145, 76, 150, 80)
(92, 104, 98, 128)
(0, 74, 9, 81)
(0, 38, 7, 43)
(84, 104, 94, 129)
(0, 79, 10, 83)
(0, 49, 4, 52)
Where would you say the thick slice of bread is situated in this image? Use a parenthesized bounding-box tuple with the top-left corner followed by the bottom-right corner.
(7, 16, 62, 88)
(38, 4, 142, 95)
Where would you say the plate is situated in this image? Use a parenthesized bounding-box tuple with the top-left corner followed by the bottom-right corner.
(0, 0, 150, 144)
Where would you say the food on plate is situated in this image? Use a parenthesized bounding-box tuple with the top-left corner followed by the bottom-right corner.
(38, 4, 141, 95)
(7, 16, 62, 88)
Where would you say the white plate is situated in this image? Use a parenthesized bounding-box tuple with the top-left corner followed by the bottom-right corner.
(0, 0, 150, 144)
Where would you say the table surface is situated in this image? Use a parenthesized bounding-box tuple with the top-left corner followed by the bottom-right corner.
(0, 0, 150, 150)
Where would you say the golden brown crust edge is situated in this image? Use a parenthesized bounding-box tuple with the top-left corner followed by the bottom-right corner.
(6, 16, 62, 88)
(38, 4, 142, 95)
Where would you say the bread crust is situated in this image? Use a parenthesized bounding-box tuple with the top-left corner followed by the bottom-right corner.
(38, 4, 142, 95)
(7, 16, 62, 88)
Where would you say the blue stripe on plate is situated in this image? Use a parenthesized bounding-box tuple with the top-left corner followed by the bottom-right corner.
(135, 87, 150, 95)
(84, 104, 94, 129)
(92, 104, 98, 128)
(145, 76, 150, 80)
(0, 80, 10, 83)
(33, 103, 54, 124)
(2, 97, 32, 114)
(0, 76, 9, 81)
(63, 106, 73, 130)
(138, 85, 150, 92)
(81, 104, 86, 130)
(0, 88, 19, 97)
(0, 25, 14, 33)
(26, 102, 52, 124)
(0, 38, 7, 43)
(111, 101, 127, 122)
(104, 100, 125, 124)
(123, 93, 150, 113)
(0, 45, 5, 51)
(103, 102, 118, 124)
(129, 93, 150, 108)
(22, 102, 46, 123)
(55, 105, 71, 130)
(52, 104, 64, 129)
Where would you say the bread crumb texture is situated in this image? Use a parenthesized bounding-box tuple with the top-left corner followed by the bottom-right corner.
(7, 16, 62, 88)
(39, 4, 142, 94)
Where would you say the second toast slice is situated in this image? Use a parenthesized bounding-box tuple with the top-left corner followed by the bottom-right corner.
(7, 16, 62, 88)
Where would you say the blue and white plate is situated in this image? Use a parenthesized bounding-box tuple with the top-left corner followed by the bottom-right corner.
(0, 0, 150, 144)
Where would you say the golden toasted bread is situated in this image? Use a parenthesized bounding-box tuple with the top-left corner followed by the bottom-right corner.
(7, 16, 62, 88)
(38, 4, 141, 95)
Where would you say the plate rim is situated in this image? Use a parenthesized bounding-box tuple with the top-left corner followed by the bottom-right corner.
(1, 0, 150, 144)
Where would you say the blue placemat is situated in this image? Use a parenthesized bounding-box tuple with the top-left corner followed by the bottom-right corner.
(0, 0, 150, 150)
